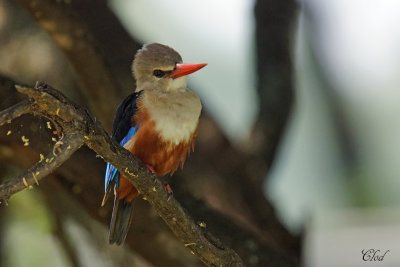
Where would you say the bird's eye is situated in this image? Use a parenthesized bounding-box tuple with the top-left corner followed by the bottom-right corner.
(153, 70, 165, 78)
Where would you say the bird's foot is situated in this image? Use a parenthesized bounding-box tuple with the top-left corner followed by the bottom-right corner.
(162, 181, 173, 200)
(145, 164, 156, 174)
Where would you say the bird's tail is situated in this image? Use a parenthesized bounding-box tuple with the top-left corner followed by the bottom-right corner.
(108, 197, 135, 245)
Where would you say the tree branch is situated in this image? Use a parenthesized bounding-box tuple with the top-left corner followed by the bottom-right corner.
(253, 0, 297, 166)
(0, 74, 201, 267)
(0, 82, 244, 266)
(16, 0, 124, 130)
(0, 99, 33, 126)
(0, 133, 83, 203)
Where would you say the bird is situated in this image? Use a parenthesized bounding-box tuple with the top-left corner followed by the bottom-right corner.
(103, 43, 206, 245)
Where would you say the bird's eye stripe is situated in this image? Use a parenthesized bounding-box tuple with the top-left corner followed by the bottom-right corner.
(153, 69, 174, 78)
(153, 69, 165, 78)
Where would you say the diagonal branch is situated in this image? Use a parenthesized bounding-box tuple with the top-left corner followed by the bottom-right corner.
(0, 81, 244, 267)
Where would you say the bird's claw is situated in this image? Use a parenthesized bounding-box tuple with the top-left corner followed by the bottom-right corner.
(145, 164, 156, 174)
(162, 181, 173, 200)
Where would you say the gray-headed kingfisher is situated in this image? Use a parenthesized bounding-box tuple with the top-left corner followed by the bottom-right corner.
(103, 43, 207, 245)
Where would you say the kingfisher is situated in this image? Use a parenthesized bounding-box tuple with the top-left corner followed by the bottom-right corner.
(103, 43, 206, 245)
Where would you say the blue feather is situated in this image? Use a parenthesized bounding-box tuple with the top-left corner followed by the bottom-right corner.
(120, 127, 137, 146)
(104, 126, 137, 191)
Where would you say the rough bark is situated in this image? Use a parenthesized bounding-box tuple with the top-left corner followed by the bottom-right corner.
(16, 0, 124, 130)
(0, 82, 245, 267)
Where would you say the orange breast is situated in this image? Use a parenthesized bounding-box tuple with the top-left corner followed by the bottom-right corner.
(129, 107, 198, 176)
(117, 103, 198, 202)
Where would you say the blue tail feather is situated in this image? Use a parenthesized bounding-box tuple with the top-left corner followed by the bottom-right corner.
(103, 126, 138, 244)
(105, 163, 120, 191)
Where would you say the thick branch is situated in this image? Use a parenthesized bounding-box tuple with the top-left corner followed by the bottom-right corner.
(0, 75, 200, 266)
(253, 0, 297, 169)
(0, 82, 244, 266)
(16, 0, 123, 129)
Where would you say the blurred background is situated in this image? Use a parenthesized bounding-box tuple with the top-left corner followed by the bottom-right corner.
(1, 0, 400, 266)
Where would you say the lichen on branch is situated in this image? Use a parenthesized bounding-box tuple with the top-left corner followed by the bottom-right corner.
(0, 82, 244, 267)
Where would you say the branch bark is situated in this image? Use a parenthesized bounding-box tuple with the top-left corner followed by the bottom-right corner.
(253, 0, 297, 166)
(0, 74, 202, 267)
(0, 132, 83, 203)
(16, 0, 124, 130)
(0, 82, 244, 267)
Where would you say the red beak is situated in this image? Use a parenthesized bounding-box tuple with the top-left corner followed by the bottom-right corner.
(167, 63, 207, 79)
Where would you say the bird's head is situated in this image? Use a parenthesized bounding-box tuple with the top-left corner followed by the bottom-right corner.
(132, 43, 206, 92)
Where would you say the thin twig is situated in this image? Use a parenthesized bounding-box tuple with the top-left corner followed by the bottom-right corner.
(0, 133, 83, 202)
(0, 99, 33, 127)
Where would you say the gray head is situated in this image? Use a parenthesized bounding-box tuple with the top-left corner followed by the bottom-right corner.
(132, 43, 206, 92)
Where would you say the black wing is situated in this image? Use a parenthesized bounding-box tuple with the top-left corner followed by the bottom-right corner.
(105, 91, 143, 245)
(111, 91, 143, 143)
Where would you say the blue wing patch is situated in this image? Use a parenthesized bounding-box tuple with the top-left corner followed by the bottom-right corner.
(120, 127, 137, 146)
(104, 126, 137, 191)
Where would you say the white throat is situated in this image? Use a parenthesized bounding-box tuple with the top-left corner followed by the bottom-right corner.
(167, 76, 187, 92)
(143, 89, 201, 145)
